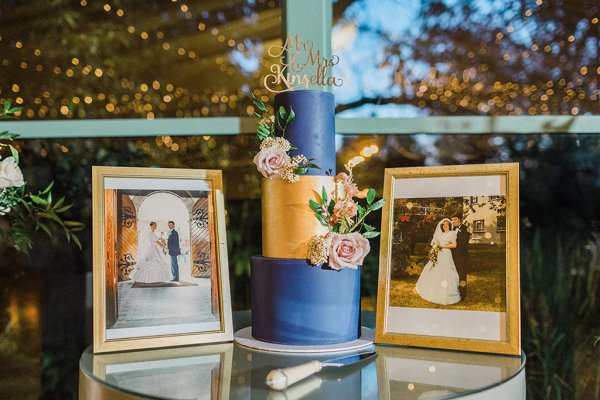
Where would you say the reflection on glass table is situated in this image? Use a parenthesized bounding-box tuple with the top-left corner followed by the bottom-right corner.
(82, 343, 233, 400)
(79, 311, 525, 399)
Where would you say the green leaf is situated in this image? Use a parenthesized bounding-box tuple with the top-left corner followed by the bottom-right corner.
(293, 167, 307, 175)
(322, 186, 328, 205)
(41, 182, 54, 194)
(332, 224, 340, 233)
(4, 101, 10, 111)
(8, 107, 23, 114)
(306, 163, 321, 170)
(54, 204, 74, 213)
(257, 124, 270, 135)
(313, 190, 322, 205)
(38, 223, 52, 237)
(278, 106, 286, 120)
(328, 199, 335, 214)
(253, 112, 262, 118)
(20, 200, 31, 213)
(252, 95, 267, 112)
(370, 198, 385, 211)
(357, 204, 366, 217)
(363, 231, 381, 239)
(286, 107, 295, 124)
(30, 195, 48, 206)
(257, 124, 270, 140)
(9, 145, 19, 164)
(289, 145, 298, 151)
(71, 234, 82, 250)
(53, 196, 65, 210)
(64, 221, 84, 228)
(363, 223, 376, 232)
(367, 188, 376, 204)
(38, 211, 62, 224)
(64, 228, 71, 243)
(315, 212, 328, 227)
(0, 131, 18, 140)
(309, 199, 321, 212)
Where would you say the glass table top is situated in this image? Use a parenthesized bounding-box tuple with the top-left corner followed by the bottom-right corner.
(80, 311, 525, 400)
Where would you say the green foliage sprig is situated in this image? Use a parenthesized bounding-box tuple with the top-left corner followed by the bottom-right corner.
(309, 167, 384, 237)
(0, 99, 83, 254)
(252, 94, 295, 141)
(251, 94, 319, 181)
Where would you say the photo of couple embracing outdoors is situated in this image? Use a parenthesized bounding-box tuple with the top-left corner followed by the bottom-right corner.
(390, 195, 507, 313)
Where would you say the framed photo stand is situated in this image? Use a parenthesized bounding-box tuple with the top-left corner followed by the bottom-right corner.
(92, 166, 233, 353)
(376, 163, 520, 355)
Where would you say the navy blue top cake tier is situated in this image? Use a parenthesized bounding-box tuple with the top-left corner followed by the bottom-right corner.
(274, 90, 336, 176)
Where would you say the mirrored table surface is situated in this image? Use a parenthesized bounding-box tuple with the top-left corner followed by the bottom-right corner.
(80, 311, 526, 400)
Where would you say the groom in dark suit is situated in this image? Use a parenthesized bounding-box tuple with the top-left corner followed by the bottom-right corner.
(451, 215, 471, 300)
(167, 221, 181, 281)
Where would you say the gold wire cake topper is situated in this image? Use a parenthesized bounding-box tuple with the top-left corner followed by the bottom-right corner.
(263, 33, 343, 93)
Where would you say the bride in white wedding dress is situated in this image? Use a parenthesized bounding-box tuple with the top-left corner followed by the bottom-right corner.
(129, 222, 172, 283)
(415, 218, 461, 305)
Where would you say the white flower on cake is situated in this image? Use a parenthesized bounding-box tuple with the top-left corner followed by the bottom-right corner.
(0, 156, 25, 188)
(253, 146, 291, 179)
(260, 136, 291, 152)
(328, 232, 370, 270)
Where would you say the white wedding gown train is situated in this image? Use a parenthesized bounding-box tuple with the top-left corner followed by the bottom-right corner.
(129, 230, 172, 283)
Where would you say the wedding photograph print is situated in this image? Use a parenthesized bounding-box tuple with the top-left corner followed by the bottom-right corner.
(92, 167, 233, 353)
(375, 163, 520, 355)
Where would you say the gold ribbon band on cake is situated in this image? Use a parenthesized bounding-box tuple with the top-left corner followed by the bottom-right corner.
(262, 176, 334, 259)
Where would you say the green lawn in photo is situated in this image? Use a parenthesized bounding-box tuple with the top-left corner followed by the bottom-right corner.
(389, 244, 507, 312)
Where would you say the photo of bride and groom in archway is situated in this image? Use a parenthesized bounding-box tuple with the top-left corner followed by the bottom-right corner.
(389, 195, 507, 313)
(130, 219, 185, 285)
(102, 184, 222, 339)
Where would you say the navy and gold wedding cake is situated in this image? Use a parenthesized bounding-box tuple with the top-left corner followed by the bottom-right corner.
(250, 90, 361, 345)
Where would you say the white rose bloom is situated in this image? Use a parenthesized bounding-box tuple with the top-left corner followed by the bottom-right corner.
(0, 157, 25, 188)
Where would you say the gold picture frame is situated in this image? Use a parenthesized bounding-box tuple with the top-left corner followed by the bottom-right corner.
(92, 166, 233, 353)
(375, 163, 520, 355)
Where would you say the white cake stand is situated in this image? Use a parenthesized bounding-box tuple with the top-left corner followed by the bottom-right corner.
(233, 327, 374, 353)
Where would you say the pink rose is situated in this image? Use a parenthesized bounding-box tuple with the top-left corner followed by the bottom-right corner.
(328, 232, 370, 270)
(253, 146, 291, 179)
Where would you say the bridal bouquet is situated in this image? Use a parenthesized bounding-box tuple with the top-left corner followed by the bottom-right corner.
(429, 243, 440, 267)
(0, 100, 83, 254)
(306, 165, 384, 270)
(159, 237, 168, 255)
(251, 95, 319, 183)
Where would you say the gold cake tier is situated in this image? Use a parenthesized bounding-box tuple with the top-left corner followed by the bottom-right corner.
(262, 176, 334, 259)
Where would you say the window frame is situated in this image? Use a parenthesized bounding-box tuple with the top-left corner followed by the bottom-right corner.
(2, 0, 599, 140)
(473, 219, 485, 233)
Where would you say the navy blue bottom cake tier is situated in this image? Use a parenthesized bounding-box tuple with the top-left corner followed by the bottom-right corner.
(250, 255, 360, 345)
